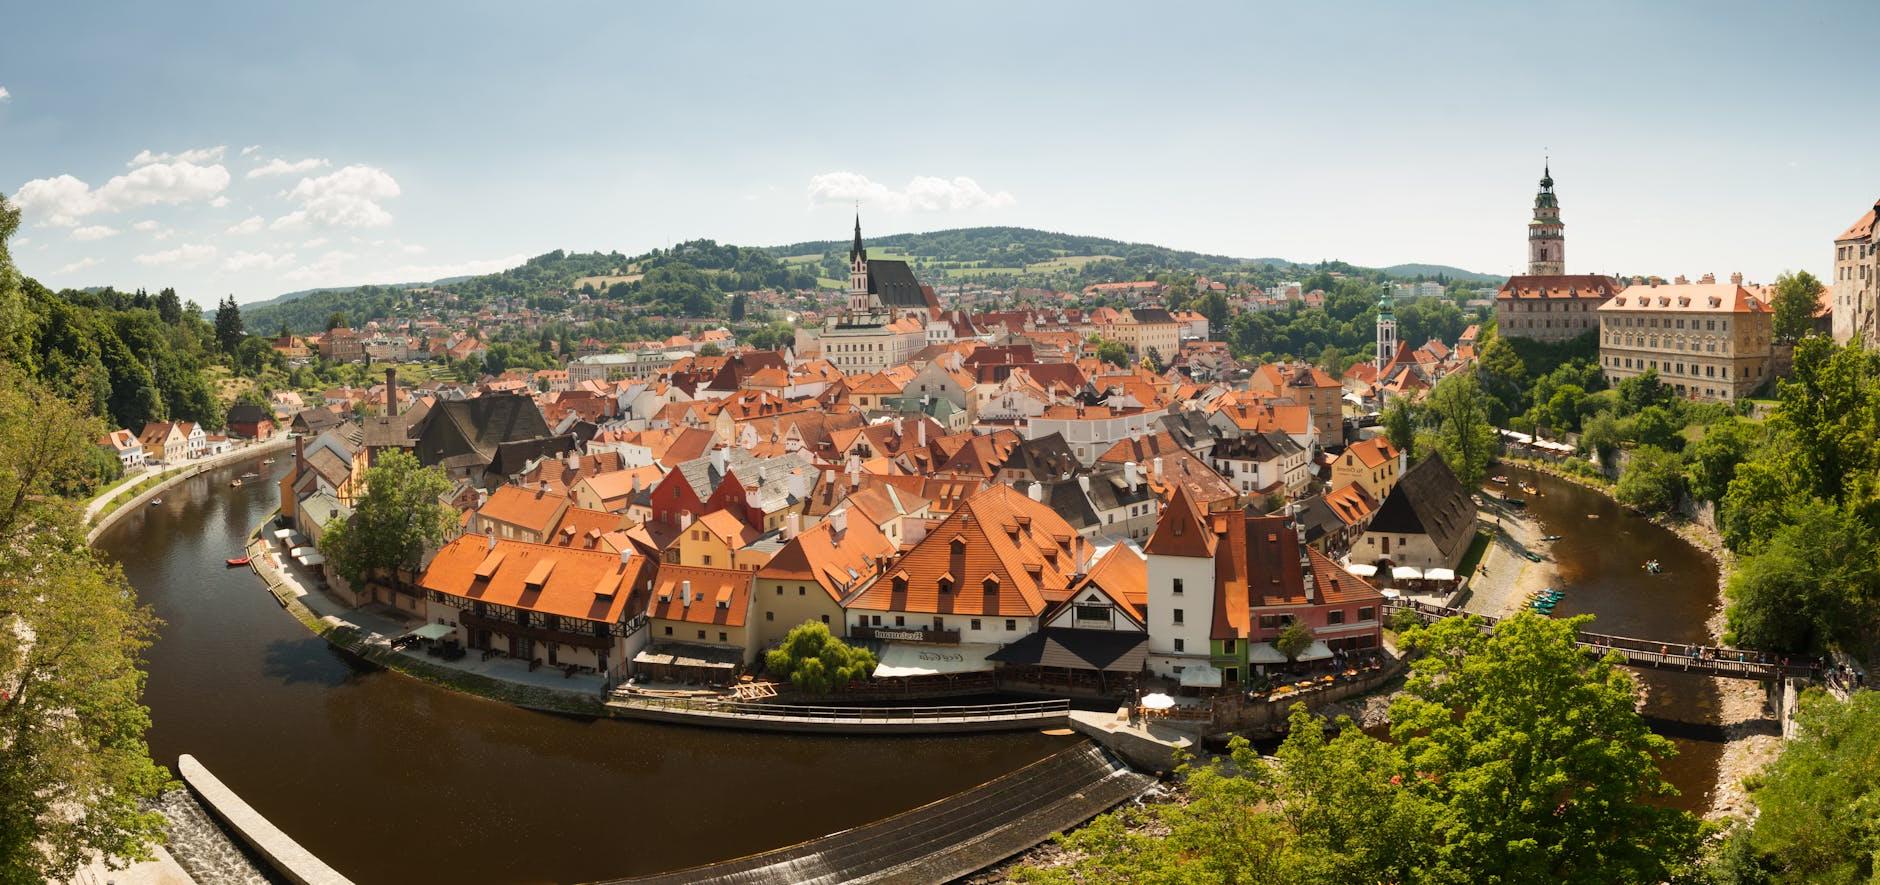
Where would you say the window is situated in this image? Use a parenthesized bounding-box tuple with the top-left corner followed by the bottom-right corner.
(696, 629, 705, 640)
(1359, 606, 1375, 621)
(1172, 608, 1184, 624)
(1005, 619, 1017, 631)
(766, 611, 774, 622)
(820, 614, 829, 624)
(871, 614, 881, 626)
(1174, 638, 1185, 652)
(971, 618, 982, 631)
(798, 585, 806, 596)
(1076, 604, 1109, 622)
(894, 615, 905, 627)
(1222, 639, 1236, 654)
(1172, 578, 1184, 595)
(1328, 610, 1345, 625)
(663, 626, 672, 636)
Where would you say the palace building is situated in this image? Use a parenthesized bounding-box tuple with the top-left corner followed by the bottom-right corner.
(1494, 163, 1622, 343)
(1596, 275, 1774, 403)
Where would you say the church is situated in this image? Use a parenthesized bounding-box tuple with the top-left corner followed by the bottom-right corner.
(794, 217, 942, 372)
(1492, 163, 1622, 343)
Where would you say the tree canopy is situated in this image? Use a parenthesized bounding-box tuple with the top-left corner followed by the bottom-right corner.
(762, 621, 876, 694)
(320, 450, 456, 588)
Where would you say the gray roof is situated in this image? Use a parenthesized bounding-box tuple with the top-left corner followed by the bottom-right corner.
(866, 259, 930, 309)
(1368, 453, 1476, 559)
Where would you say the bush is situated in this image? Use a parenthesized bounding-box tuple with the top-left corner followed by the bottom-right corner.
(1615, 445, 1684, 515)
(763, 621, 876, 694)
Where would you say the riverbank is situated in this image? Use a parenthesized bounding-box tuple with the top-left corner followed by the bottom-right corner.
(1496, 456, 1772, 821)
(86, 438, 291, 543)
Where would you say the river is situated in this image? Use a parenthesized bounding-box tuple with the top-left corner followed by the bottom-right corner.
(96, 455, 1072, 884)
(1497, 465, 1728, 812)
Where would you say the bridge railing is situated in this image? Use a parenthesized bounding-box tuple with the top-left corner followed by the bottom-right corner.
(1382, 601, 1822, 680)
(615, 696, 1071, 721)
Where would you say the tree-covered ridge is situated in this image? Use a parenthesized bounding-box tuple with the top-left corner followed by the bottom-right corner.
(244, 241, 818, 334)
(13, 279, 223, 434)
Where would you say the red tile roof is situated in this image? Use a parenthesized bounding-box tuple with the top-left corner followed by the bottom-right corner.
(419, 534, 650, 623)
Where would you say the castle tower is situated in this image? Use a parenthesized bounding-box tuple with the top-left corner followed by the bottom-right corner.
(1375, 293, 1396, 370)
(848, 214, 870, 312)
(1528, 161, 1565, 275)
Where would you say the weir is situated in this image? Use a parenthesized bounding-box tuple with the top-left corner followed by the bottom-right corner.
(611, 742, 1154, 884)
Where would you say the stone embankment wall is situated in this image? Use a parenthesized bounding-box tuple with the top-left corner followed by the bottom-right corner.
(87, 437, 291, 543)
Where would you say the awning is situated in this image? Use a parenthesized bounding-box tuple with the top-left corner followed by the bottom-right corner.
(272, 528, 296, 539)
(403, 623, 455, 641)
(873, 642, 1000, 678)
(1249, 644, 1288, 664)
(294, 553, 326, 566)
(1424, 568, 1457, 582)
(1380, 588, 1402, 599)
(1391, 566, 1424, 581)
(289, 546, 316, 558)
(1140, 692, 1175, 710)
(1297, 640, 1335, 662)
(1179, 663, 1223, 688)
(1346, 563, 1379, 577)
(985, 629, 1148, 673)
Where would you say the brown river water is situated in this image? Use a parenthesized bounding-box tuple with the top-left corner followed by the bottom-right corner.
(97, 456, 1729, 881)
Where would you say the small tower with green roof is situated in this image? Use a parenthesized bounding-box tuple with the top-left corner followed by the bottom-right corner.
(1375, 292, 1397, 370)
(1528, 160, 1565, 275)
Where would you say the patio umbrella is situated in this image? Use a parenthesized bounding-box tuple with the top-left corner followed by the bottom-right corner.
(1139, 692, 1175, 710)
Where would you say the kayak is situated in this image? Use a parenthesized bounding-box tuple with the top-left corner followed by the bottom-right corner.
(226, 556, 250, 567)
(1523, 551, 1544, 562)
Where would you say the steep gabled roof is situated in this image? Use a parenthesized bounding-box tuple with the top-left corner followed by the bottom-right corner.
(1143, 485, 1215, 558)
(1368, 453, 1475, 560)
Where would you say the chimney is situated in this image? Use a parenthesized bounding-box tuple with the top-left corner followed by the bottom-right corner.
(830, 508, 847, 534)
(631, 473, 642, 493)
(1029, 482, 1044, 502)
(294, 434, 306, 479)
(1674, 275, 1688, 285)
(620, 547, 632, 565)
(1077, 474, 1091, 493)
(486, 533, 496, 552)
(785, 512, 801, 540)
(385, 367, 398, 418)
(917, 420, 926, 447)
(1699, 273, 1716, 284)
(1124, 461, 1139, 488)
(681, 580, 692, 606)
(1152, 457, 1165, 479)
(565, 449, 580, 472)
(680, 512, 693, 530)
(709, 446, 727, 474)
(1730, 271, 1744, 285)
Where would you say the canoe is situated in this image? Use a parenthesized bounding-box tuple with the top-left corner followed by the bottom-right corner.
(1523, 551, 1544, 562)
(225, 556, 250, 567)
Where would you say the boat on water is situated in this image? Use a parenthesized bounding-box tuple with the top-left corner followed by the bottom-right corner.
(261, 458, 275, 464)
(1523, 550, 1545, 562)
(225, 556, 250, 567)
(1541, 535, 1563, 542)
(1489, 475, 1509, 485)
(1505, 497, 1527, 508)
(1643, 560, 1663, 574)
(1520, 483, 1540, 496)
(240, 471, 259, 478)
(148, 498, 161, 506)
(230, 479, 243, 487)
(1586, 514, 1600, 519)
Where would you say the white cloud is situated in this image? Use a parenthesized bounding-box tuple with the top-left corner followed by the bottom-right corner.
(282, 249, 358, 282)
(133, 243, 217, 268)
(300, 237, 329, 248)
(70, 224, 118, 241)
(240, 144, 261, 156)
(247, 157, 330, 179)
(11, 237, 27, 246)
(131, 220, 161, 232)
(271, 164, 400, 230)
(806, 171, 1016, 212)
(210, 196, 230, 208)
(130, 146, 227, 167)
(225, 215, 266, 235)
(13, 159, 231, 226)
(0, 87, 10, 103)
(57, 257, 97, 274)
(223, 250, 296, 272)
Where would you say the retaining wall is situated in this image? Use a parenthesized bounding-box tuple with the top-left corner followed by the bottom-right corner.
(605, 699, 1068, 734)
(87, 437, 291, 544)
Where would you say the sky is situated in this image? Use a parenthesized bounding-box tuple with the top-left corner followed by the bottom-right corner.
(3, 0, 1877, 304)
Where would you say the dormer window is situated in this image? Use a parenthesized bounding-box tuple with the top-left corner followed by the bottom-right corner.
(983, 577, 999, 595)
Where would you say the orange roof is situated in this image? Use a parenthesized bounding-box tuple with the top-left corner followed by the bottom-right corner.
(757, 516, 899, 602)
(1344, 437, 1397, 470)
(1836, 204, 1877, 243)
(1323, 482, 1378, 527)
(419, 534, 650, 623)
(477, 485, 570, 535)
(1496, 275, 1623, 301)
(647, 565, 751, 627)
(697, 509, 758, 548)
(1143, 485, 1215, 558)
(842, 484, 1088, 617)
(1067, 543, 1147, 618)
(1600, 283, 1772, 314)
(546, 507, 628, 551)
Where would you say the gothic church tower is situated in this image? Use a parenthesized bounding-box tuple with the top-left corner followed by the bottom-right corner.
(848, 214, 870, 312)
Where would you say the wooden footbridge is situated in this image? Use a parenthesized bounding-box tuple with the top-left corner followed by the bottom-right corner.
(1383, 601, 1822, 682)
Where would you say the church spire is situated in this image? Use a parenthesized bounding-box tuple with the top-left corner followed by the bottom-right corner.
(1527, 158, 1565, 275)
(850, 213, 866, 262)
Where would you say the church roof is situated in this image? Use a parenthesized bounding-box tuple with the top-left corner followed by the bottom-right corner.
(866, 259, 930, 309)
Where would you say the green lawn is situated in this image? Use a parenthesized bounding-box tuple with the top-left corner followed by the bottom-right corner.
(1024, 254, 1118, 273)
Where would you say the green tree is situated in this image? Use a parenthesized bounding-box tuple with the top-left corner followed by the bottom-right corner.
(1094, 338, 1128, 368)
(1617, 368, 1674, 414)
(697, 342, 723, 357)
(1391, 613, 1699, 882)
(0, 367, 171, 880)
(1769, 269, 1825, 345)
(1627, 405, 1685, 452)
(762, 621, 876, 694)
(1711, 690, 1880, 882)
(1580, 410, 1622, 461)
(214, 295, 244, 355)
(1381, 397, 1420, 461)
(326, 310, 348, 331)
(1273, 620, 1314, 662)
(1427, 371, 1497, 488)
(1475, 335, 1529, 422)
(1723, 501, 1878, 652)
(1615, 444, 1685, 514)
(319, 450, 456, 589)
(1683, 418, 1756, 504)
(1193, 290, 1229, 335)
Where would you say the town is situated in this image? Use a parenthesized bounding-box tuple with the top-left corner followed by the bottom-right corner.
(8, 5, 1880, 879)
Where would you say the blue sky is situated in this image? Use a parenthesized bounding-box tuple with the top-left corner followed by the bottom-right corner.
(3, 1, 1876, 303)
